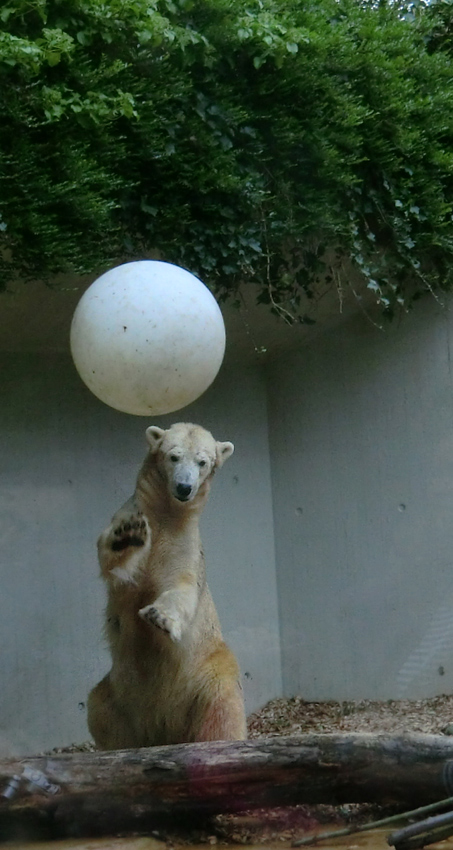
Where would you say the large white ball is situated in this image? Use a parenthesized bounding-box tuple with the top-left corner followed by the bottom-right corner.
(70, 260, 226, 416)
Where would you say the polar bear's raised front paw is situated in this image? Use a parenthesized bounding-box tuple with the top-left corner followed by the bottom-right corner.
(138, 602, 182, 643)
(110, 514, 149, 552)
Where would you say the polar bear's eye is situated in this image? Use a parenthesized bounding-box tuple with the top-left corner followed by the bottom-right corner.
(198, 460, 207, 468)
(170, 454, 179, 462)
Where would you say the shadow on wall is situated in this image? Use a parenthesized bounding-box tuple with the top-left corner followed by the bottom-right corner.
(396, 598, 453, 698)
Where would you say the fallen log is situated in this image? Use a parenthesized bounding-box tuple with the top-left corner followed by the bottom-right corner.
(2, 734, 453, 840)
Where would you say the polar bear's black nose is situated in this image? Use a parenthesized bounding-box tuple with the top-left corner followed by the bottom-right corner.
(176, 483, 192, 500)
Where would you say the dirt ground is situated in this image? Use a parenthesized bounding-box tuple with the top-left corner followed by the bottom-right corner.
(247, 693, 453, 738)
(55, 693, 453, 755)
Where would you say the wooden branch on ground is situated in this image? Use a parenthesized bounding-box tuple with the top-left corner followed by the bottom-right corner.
(2, 733, 453, 840)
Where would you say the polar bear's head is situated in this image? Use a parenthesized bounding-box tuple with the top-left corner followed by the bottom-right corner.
(145, 422, 234, 503)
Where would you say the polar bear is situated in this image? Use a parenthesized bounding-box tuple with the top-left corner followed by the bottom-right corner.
(87, 422, 247, 749)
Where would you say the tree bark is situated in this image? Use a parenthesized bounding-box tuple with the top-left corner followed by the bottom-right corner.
(2, 733, 453, 839)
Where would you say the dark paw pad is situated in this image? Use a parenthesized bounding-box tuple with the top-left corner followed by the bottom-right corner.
(111, 516, 148, 551)
(140, 605, 157, 623)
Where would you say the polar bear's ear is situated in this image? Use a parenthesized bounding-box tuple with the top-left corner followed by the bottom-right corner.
(146, 426, 166, 453)
(215, 441, 234, 468)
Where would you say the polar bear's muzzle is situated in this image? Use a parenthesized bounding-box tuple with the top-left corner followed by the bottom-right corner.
(170, 463, 200, 502)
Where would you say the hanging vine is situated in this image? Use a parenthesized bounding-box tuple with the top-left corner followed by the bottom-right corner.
(0, 0, 452, 321)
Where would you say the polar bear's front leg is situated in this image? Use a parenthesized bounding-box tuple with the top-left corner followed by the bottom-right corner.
(98, 499, 151, 584)
(139, 580, 198, 642)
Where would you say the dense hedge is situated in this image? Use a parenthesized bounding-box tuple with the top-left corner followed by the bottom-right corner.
(1, 0, 453, 320)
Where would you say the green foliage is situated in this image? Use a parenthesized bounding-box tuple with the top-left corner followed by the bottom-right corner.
(0, 0, 452, 319)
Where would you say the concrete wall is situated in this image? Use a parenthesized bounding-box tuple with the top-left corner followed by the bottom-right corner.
(0, 353, 280, 753)
(6, 284, 453, 752)
(267, 299, 453, 701)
